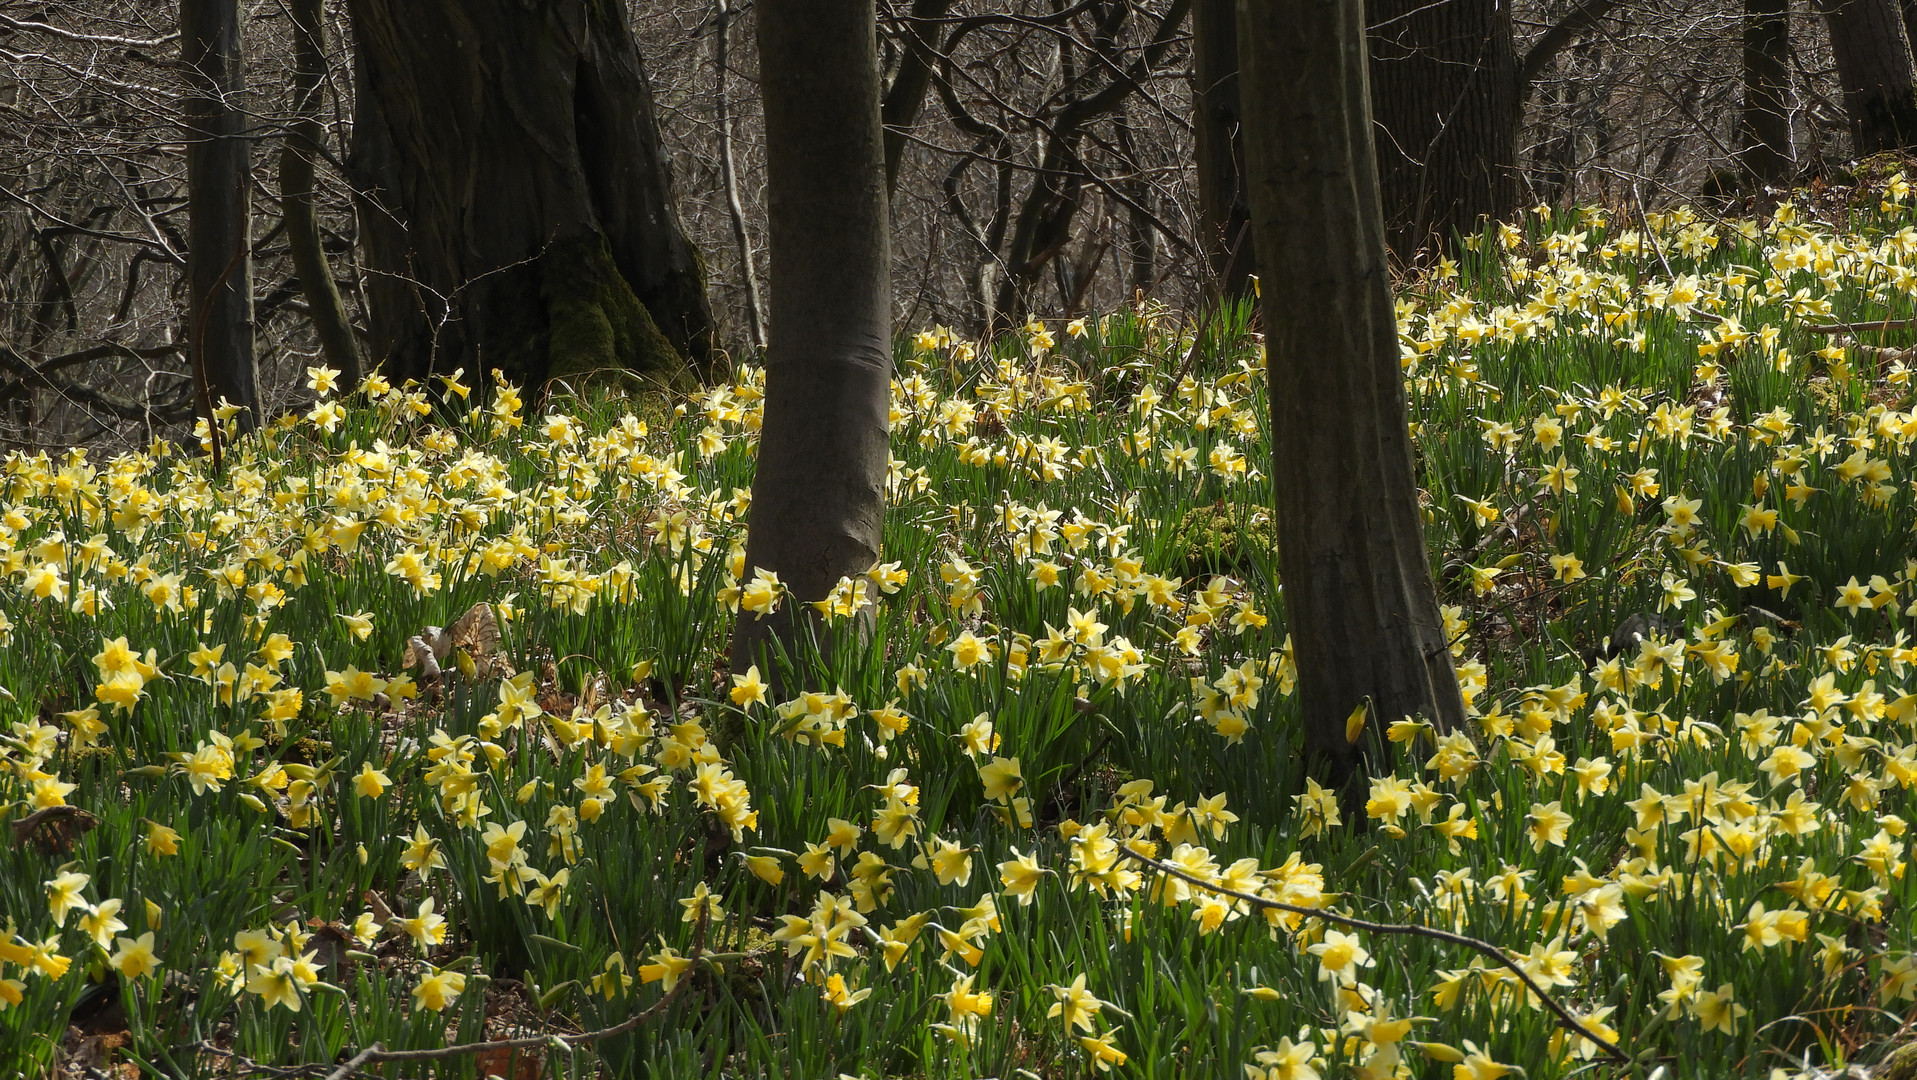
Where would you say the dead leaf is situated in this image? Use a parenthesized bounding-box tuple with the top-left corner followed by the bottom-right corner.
(402, 602, 506, 679)
(402, 631, 445, 678)
(449, 602, 500, 658)
(303, 920, 355, 969)
(475, 1040, 544, 1080)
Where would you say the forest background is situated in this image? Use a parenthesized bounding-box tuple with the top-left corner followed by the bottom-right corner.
(0, 0, 1906, 436)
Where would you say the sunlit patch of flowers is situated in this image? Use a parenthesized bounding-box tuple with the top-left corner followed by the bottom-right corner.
(3, 191, 1917, 1077)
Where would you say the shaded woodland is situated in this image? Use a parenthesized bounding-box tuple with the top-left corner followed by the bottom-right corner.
(0, 0, 1899, 447)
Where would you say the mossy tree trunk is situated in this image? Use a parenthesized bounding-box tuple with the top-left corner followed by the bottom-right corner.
(347, 0, 715, 392)
(181, 0, 260, 427)
(731, 0, 893, 677)
(1239, 0, 1468, 789)
(1366, 0, 1521, 262)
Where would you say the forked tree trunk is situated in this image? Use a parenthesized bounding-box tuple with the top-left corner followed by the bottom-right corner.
(1239, 0, 1467, 786)
(1740, 0, 1794, 183)
(1193, 0, 1255, 298)
(280, 0, 361, 387)
(732, 0, 893, 673)
(180, 0, 259, 426)
(347, 0, 714, 391)
(1367, 0, 1520, 262)
(984, 0, 1190, 335)
(1819, 0, 1917, 154)
(882, 0, 957, 190)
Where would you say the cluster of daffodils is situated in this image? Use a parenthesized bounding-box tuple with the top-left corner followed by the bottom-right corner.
(8, 187, 1917, 1075)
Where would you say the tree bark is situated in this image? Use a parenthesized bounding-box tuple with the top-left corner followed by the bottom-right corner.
(180, 0, 259, 426)
(280, 0, 362, 388)
(882, 0, 957, 191)
(1740, 0, 1794, 183)
(1193, 0, 1255, 298)
(732, 0, 893, 673)
(1367, 0, 1520, 262)
(347, 0, 714, 392)
(1238, 0, 1468, 787)
(713, 0, 765, 351)
(1818, 0, 1917, 155)
(987, 0, 1191, 334)
(1114, 109, 1158, 297)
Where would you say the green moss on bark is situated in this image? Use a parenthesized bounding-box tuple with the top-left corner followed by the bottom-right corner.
(540, 234, 694, 392)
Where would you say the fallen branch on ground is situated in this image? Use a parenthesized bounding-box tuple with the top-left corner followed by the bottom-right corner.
(292, 912, 712, 1079)
(1805, 318, 1917, 334)
(1118, 844, 1631, 1065)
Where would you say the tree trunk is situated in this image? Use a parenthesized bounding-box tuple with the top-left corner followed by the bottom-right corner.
(732, 0, 893, 673)
(1819, 0, 1917, 155)
(1367, 0, 1520, 262)
(1740, 0, 1794, 183)
(280, 0, 361, 388)
(180, 0, 259, 427)
(882, 0, 957, 190)
(713, 0, 765, 351)
(987, 0, 1191, 335)
(347, 0, 715, 392)
(1193, 0, 1255, 298)
(1114, 110, 1158, 297)
(1239, 0, 1468, 787)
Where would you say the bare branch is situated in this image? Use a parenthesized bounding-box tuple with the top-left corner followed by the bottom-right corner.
(1119, 845, 1632, 1066)
(0, 13, 179, 50)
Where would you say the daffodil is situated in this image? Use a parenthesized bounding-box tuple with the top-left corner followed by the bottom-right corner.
(412, 965, 467, 1011)
(1046, 973, 1108, 1032)
(110, 932, 160, 980)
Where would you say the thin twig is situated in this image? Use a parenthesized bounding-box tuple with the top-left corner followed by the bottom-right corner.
(1117, 844, 1631, 1065)
(1054, 731, 1115, 794)
(324, 912, 710, 1075)
(321, 1046, 380, 1080)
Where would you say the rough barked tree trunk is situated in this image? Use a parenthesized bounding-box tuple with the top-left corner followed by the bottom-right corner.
(1367, 0, 1520, 262)
(281, 0, 361, 388)
(1193, 0, 1255, 298)
(181, 0, 259, 427)
(713, 0, 765, 351)
(1740, 0, 1794, 183)
(347, 0, 715, 391)
(1819, 0, 1917, 154)
(1239, 0, 1468, 787)
(732, 0, 893, 673)
(1114, 108, 1158, 297)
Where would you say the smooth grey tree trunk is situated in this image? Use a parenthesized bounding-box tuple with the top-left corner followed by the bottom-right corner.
(1193, 0, 1256, 298)
(1239, 0, 1467, 786)
(181, 0, 259, 428)
(1819, 0, 1917, 154)
(732, 0, 893, 674)
(280, 0, 361, 388)
(347, 0, 714, 390)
